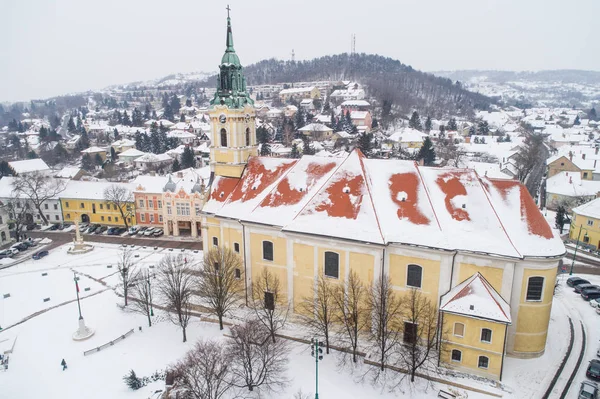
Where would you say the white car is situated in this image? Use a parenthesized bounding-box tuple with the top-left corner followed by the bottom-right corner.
(590, 298, 600, 309)
(143, 228, 156, 236)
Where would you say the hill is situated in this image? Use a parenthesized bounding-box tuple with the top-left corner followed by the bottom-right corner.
(202, 53, 494, 119)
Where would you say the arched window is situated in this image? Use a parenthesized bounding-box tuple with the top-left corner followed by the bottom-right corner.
(526, 276, 544, 301)
(478, 356, 489, 369)
(0, 231, 6, 242)
(451, 349, 462, 362)
(407, 264, 422, 288)
(262, 241, 274, 261)
(481, 328, 492, 343)
(324, 252, 339, 279)
(220, 128, 227, 147)
(453, 322, 465, 337)
(246, 128, 251, 146)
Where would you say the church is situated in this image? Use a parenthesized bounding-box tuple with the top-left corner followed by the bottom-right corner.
(201, 11, 565, 381)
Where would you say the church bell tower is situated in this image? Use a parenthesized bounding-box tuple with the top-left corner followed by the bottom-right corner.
(208, 7, 258, 179)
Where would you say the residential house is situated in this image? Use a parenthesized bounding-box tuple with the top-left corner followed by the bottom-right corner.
(569, 197, 600, 250)
(350, 110, 372, 133)
(81, 146, 108, 161)
(545, 171, 600, 210)
(134, 153, 173, 172)
(118, 148, 146, 165)
(279, 86, 321, 102)
(8, 159, 50, 176)
(298, 123, 334, 141)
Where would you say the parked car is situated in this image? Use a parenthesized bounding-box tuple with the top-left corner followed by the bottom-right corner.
(587, 359, 600, 381)
(11, 242, 29, 252)
(143, 228, 156, 236)
(582, 290, 600, 301)
(582, 286, 600, 295)
(590, 298, 600, 309)
(0, 249, 14, 259)
(26, 223, 39, 230)
(94, 226, 107, 234)
(152, 229, 164, 237)
(579, 380, 598, 399)
(85, 224, 98, 234)
(568, 277, 591, 287)
(32, 250, 49, 260)
(116, 227, 127, 235)
(79, 223, 89, 232)
(128, 226, 140, 236)
(106, 227, 117, 235)
(576, 284, 600, 293)
(49, 223, 60, 231)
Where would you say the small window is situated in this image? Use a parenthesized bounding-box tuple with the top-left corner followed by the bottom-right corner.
(149, 200, 153, 208)
(262, 241, 274, 261)
(150, 214, 154, 222)
(101, 216, 105, 221)
(403, 322, 417, 344)
(108, 216, 112, 222)
(526, 276, 544, 301)
(584, 235, 590, 243)
(453, 323, 465, 337)
(245, 128, 251, 146)
(44, 204, 48, 210)
(65, 202, 69, 208)
(587, 220, 593, 226)
(114, 205, 117, 211)
(560, 162, 564, 166)
(159, 215, 163, 222)
(66, 213, 71, 219)
(212, 237, 218, 247)
(451, 349, 462, 362)
(584, 172, 589, 178)
(324, 251, 339, 278)
(481, 328, 492, 343)
(264, 291, 274, 311)
(220, 128, 227, 147)
(407, 264, 422, 288)
(55, 215, 59, 220)
(115, 217, 118, 222)
(100, 204, 103, 210)
(139, 200, 144, 208)
(478, 356, 489, 369)
(234, 242, 240, 253)
(80, 203, 84, 209)
(53, 204, 58, 210)
(235, 268, 241, 279)
(141, 214, 145, 222)
(158, 200, 162, 209)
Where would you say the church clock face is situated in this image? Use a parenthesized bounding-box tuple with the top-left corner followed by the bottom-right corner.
(219, 114, 227, 124)
(244, 113, 251, 123)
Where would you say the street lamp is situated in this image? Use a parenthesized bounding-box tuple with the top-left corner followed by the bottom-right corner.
(570, 224, 589, 275)
(310, 338, 324, 399)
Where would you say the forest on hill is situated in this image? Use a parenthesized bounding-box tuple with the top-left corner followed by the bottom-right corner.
(202, 53, 494, 119)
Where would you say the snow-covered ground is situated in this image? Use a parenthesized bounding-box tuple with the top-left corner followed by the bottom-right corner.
(0, 243, 593, 398)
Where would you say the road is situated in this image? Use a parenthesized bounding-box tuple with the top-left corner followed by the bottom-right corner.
(26, 230, 203, 252)
(525, 138, 549, 202)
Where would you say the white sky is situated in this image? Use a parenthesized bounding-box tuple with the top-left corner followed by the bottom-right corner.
(1, 0, 599, 102)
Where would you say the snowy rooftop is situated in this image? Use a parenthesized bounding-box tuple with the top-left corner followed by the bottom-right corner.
(80, 146, 107, 154)
(298, 123, 332, 132)
(341, 100, 370, 107)
(54, 167, 83, 179)
(546, 171, 600, 197)
(204, 150, 564, 258)
(118, 148, 146, 158)
(440, 273, 511, 323)
(8, 158, 50, 174)
(350, 110, 369, 119)
(60, 180, 137, 200)
(572, 197, 600, 219)
(388, 128, 427, 143)
(280, 86, 315, 95)
(135, 153, 172, 163)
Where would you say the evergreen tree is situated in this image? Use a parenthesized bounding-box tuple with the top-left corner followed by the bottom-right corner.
(295, 108, 306, 129)
(290, 143, 301, 159)
(170, 94, 181, 115)
(95, 153, 104, 166)
(185, 98, 192, 107)
(38, 126, 48, 142)
(150, 130, 161, 154)
(588, 107, 597, 121)
(26, 150, 38, 159)
(81, 153, 94, 171)
(477, 120, 489, 135)
(77, 130, 90, 151)
(67, 116, 76, 133)
(181, 146, 196, 169)
(417, 137, 435, 166)
(357, 132, 373, 157)
(301, 135, 315, 155)
(162, 93, 170, 110)
(257, 126, 271, 156)
(555, 205, 566, 234)
(171, 157, 181, 172)
(409, 111, 422, 131)
(371, 117, 379, 129)
(122, 111, 131, 126)
(0, 160, 16, 177)
(574, 115, 581, 125)
(469, 125, 476, 136)
(447, 118, 458, 131)
(143, 104, 151, 120)
(163, 104, 174, 121)
(53, 143, 69, 163)
(123, 370, 143, 391)
(8, 119, 18, 132)
(110, 147, 117, 161)
(151, 110, 158, 120)
(131, 108, 143, 127)
(424, 116, 432, 132)
(180, 113, 186, 122)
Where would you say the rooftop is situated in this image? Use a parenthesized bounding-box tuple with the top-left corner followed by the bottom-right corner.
(8, 158, 50, 174)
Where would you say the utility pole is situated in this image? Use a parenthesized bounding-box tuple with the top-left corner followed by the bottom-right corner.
(291, 49, 295, 62)
(310, 337, 324, 399)
(74, 272, 83, 319)
(147, 271, 154, 316)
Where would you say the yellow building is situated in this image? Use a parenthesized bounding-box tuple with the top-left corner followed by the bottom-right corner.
(60, 181, 136, 226)
(569, 197, 600, 249)
(279, 86, 321, 102)
(200, 12, 564, 382)
(546, 153, 595, 180)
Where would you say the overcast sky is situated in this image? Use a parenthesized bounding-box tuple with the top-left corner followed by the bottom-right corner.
(1, 0, 598, 102)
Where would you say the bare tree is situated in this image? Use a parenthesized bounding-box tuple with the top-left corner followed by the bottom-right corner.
(12, 173, 66, 225)
(436, 140, 465, 168)
(197, 246, 244, 330)
(2, 196, 32, 241)
(251, 268, 290, 343)
(226, 319, 289, 393)
(117, 248, 137, 306)
(158, 254, 195, 342)
(172, 340, 232, 399)
(332, 270, 368, 363)
(103, 184, 135, 229)
(395, 288, 442, 383)
(131, 269, 153, 327)
(367, 274, 405, 378)
(300, 275, 335, 354)
(513, 134, 543, 183)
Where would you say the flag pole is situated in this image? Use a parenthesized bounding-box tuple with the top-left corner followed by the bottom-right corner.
(74, 272, 82, 320)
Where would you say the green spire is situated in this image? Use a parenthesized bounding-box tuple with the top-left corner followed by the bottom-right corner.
(226, 15, 234, 52)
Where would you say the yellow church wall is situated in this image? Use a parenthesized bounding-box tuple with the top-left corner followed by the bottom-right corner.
(317, 246, 347, 283)
(441, 313, 506, 380)
(213, 150, 236, 163)
(388, 253, 440, 304)
(249, 232, 289, 300)
(458, 263, 504, 294)
(512, 267, 556, 354)
(214, 163, 246, 179)
(293, 243, 315, 314)
(349, 252, 375, 286)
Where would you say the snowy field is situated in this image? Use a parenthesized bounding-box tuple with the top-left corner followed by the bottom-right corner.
(0, 242, 594, 398)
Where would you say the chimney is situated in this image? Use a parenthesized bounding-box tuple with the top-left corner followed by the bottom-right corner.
(583, 153, 586, 160)
(596, 147, 599, 155)
(569, 176, 572, 184)
(569, 152, 573, 161)
(595, 160, 597, 168)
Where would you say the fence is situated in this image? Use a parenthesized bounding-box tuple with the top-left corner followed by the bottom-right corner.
(83, 329, 134, 356)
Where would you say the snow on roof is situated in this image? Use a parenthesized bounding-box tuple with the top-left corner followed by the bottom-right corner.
(60, 181, 137, 201)
(341, 100, 370, 107)
(350, 111, 369, 120)
(80, 146, 106, 154)
(572, 197, 600, 219)
(546, 171, 600, 197)
(440, 273, 511, 323)
(54, 167, 82, 179)
(280, 86, 315, 95)
(206, 150, 563, 258)
(388, 128, 427, 143)
(119, 148, 146, 158)
(167, 130, 196, 139)
(111, 139, 136, 147)
(298, 123, 333, 132)
(202, 175, 241, 214)
(8, 158, 50, 174)
(464, 161, 513, 180)
(135, 153, 172, 163)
